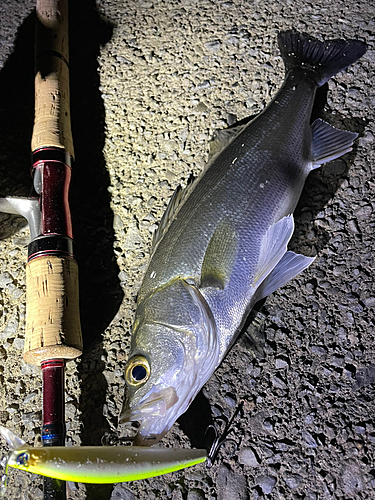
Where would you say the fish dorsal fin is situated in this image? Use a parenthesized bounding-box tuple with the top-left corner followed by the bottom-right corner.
(253, 215, 295, 289)
(209, 124, 246, 160)
(255, 250, 316, 301)
(151, 175, 196, 251)
(201, 218, 238, 290)
(311, 118, 358, 169)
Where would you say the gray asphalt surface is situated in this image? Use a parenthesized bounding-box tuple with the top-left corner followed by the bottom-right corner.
(0, 0, 374, 499)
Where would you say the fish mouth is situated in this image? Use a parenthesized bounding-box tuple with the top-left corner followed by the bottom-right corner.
(120, 387, 179, 445)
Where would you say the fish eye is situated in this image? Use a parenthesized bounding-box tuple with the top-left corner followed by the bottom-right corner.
(125, 356, 151, 386)
(16, 453, 28, 466)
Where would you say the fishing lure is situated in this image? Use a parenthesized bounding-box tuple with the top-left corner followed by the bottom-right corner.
(0, 426, 206, 486)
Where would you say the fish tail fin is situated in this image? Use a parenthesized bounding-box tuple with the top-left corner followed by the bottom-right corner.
(278, 30, 366, 86)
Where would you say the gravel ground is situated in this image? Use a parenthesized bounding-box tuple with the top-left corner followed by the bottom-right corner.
(0, 0, 374, 499)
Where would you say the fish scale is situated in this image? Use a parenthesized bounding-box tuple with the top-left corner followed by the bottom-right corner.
(141, 78, 316, 301)
(120, 30, 366, 446)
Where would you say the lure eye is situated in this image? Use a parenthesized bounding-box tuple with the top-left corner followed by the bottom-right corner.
(15, 453, 28, 466)
(125, 356, 151, 387)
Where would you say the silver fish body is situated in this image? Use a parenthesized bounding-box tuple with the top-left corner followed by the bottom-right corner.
(120, 31, 366, 445)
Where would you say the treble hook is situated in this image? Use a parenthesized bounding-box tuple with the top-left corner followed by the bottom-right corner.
(205, 402, 243, 467)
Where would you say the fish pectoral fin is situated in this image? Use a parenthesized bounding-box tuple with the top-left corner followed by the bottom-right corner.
(252, 215, 295, 289)
(201, 219, 238, 290)
(255, 251, 316, 301)
(311, 118, 358, 169)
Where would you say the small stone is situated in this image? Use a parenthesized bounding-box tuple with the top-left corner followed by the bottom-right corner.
(339, 465, 363, 494)
(195, 102, 209, 113)
(238, 447, 259, 467)
(225, 35, 239, 45)
(196, 80, 210, 90)
(23, 392, 37, 405)
(302, 430, 318, 448)
(354, 365, 375, 389)
(187, 489, 205, 500)
(256, 475, 276, 495)
(22, 412, 40, 426)
(311, 345, 327, 354)
(346, 219, 361, 234)
(217, 464, 249, 500)
(113, 214, 124, 230)
(1, 316, 18, 340)
(363, 296, 375, 308)
(354, 204, 372, 221)
(110, 484, 135, 500)
(304, 412, 315, 424)
(205, 40, 221, 51)
(118, 270, 129, 284)
(21, 363, 40, 375)
(65, 404, 77, 419)
(103, 370, 115, 385)
(12, 338, 24, 351)
(246, 97, 257, 109)
(0, 272, 13, 288)
(304, 490, 317, 500)
(353, 425, 365, 434)
(224, 394, 236, 408)
(123, 223, 144, 249)
(263, 419, 274, 431)
(164, 142, 178, 154)
(147, 196, 157, 207)
(284, 473, 303, 489)
(275, 358, 289, 369)
(272, 375, 287, 389)
(330, 356, 344, 367)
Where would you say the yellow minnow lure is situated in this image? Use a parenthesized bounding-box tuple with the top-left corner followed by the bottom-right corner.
(6, 445, 207, 483)
(0, 423, 206, 484)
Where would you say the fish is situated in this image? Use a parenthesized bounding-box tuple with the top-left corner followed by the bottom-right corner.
(0, 426, 206, 485)
(119, 30, 366, 445)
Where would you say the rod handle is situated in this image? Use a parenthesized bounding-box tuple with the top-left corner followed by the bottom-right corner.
(32, 0, 74, 157)
(24, 255, 83, 365)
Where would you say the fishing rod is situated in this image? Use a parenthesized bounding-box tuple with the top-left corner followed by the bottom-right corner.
(0, 1, 82, 498)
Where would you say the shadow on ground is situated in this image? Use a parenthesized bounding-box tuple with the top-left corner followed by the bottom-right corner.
(69, 1, 122, 498)
(0, 13, 34, 239)
(0, 4, 122, 499)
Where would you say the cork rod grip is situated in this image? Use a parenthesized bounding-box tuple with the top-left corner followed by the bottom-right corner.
(24, 255, 83, 365)
(32, 0, 74, 157)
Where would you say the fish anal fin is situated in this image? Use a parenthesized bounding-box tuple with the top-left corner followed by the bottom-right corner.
(253, 215, 295, 288)
(201, 219, 238, 290)
(311, 118, 358, 169)
(256, 250, 316, 301)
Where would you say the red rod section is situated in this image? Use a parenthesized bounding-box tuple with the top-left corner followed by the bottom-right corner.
(41, 359, 65, 446)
